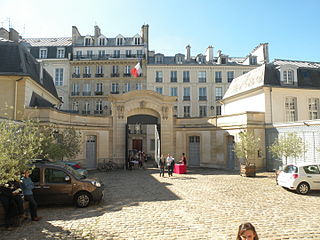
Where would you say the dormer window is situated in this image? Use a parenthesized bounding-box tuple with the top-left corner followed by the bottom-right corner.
(249, 56, 257, 65)
(116, 38, 123, 46)
(134, 37, 141, 45)
(283, 69, 294, 84)
(39, 48, 47, 58)
(175, 55, 183, 64)
(84, 36, 92, 46)
(155, 55, 164, 64)
(221, 57, 227, 64)
(99, 38, 106, 46)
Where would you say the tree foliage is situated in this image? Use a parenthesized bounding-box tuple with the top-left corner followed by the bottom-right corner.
(268, 132, 306, 165)
(41, 127, 82, 161)
(0, 120, 44, 184)
(234, 131, 261, 166)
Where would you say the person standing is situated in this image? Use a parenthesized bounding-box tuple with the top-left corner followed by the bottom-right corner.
(21, 170, 42, 221)
(158, 154, 165, 177)
(236, 222, 259, 240)
(180, 153, 187, 165)
(166, 154, 175, 177)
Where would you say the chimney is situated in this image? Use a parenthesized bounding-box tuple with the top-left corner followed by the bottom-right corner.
(9, 28, 20, 42)
(186, 45, 191, 61)
(205, 45, 214, 62)
(141, 24, 149, 47)
(72, 26, 81, 44)
(0, 27, 9, 40)
(39, 62, 44, 85)
(94, 25, 101, 38)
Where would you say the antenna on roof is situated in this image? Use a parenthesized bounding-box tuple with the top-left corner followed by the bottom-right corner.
(6, 18, 11, 28)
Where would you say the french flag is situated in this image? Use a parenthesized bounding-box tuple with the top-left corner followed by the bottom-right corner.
(131, 62, 142, 77)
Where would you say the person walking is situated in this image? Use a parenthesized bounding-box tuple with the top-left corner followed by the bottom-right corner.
(166, 154, 175, 177)
(21, 170, 42, 221)
(159, 154, 165, 177)
(236, 222, 259, 240)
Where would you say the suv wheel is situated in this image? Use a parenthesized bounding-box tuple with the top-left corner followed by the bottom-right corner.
(296, 182, 310, 195)
(75, 192, 91, 208)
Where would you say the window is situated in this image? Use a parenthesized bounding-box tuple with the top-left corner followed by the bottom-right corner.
(155, 71, 163, 82)
(72, 83, 79, 96)
(84, 102, 90, 114)
(76, 51, 82, 58)
(183, 71, 190, 82)
(199, 106, 207, 117)
(124, 83, 131, 92)
(57, 48, 65, 58)
(84, 38, 91, 46)
(96, 83, 103, 94)
(55, 68, 63, 86)
(303, 165, 320, 174)
(83, 83, 91, 96)
(285, 97, 297, 121)
(183, 87, 190, 101)
(184, 106, 190, 117)
(111, 83, 119, 93)
(95, 101, 103, 114)
(198, 71, 206, 82)
(126, 50, 132, 57)
(170, 87, 177, 96)
(150, 139, 155, 151)
(176, 56, 183, 64)
(99, 38, 105, 46)
(137, 50, 143, 58)
(249, 56, 257, 65)
(216, 105, 221, 115)
(124, 66, 131, 77)
(309, 98, 319, 120)
(227, 71, 234, 83)
(87, 50, 93, 58)
(112, 66, 119, 77)
(74, 66, 80, 75)
(96, 65, 103, 74)
(215, 71, 222, 83)
(136, 83, 142, 90)
(171, 71, 177, 82)
(215, 87, 223, 101)
(45, 168, 69, 184)
(116, 38, 123, 46)
(134, 37, 141, 45)
(283, 70, 294, 84)
(114, 50, 120, 58)
(155, 56, 163, 64)
(199, 87, 207, 101)
(98, 50, 105, 58)
(83, 66, 91, 78)
(39, 48, 47, 59)
(72, 101, 79, 111)
(155, 87, 163, 94)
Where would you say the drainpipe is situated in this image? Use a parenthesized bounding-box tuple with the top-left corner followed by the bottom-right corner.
(269, 87, 273, 123)
(14, 77, 23, 120)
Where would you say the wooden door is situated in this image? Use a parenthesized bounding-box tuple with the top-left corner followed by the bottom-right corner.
(132, 139, 142, 152)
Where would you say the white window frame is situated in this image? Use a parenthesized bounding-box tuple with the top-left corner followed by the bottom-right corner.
(215, 87, 223, 101)
(170, 87, 178, 97)
(198, 71, 206, 82)
(156, 71, 163, 82)
(309, 98, 319, 120)
(124, 83, 131, 92)
(56, 48, 65, 58)
(184, 106, 190, 117)
(96, 83, 103, 92)
(97, 66, 103, 74)
(55, 68, 64, 86)
(39, 48, 47, 59)
(72, 101, 79, 111)
(111, 83, 119, 93)
(285, 97, 297, 122)
(227, 71, 234, 82)
(155, 87, 163, 95)
(199, 106, 207, 117)
(283, 69, 294, 84)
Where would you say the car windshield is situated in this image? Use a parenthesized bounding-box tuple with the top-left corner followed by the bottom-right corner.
(64, 165, 85, 179)
(283, 165, 298, 173)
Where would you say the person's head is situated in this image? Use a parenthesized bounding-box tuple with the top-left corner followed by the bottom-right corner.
(23, 170, 31, 178)
(182, 153, 185, 156)
(236, 222, 259, 240)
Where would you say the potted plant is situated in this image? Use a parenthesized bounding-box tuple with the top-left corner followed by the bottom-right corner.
(234, 131, 261, 177)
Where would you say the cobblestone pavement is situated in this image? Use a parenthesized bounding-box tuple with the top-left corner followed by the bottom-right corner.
(2, 167, 320, 240)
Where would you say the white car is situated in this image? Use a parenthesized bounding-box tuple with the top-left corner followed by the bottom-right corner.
(277, 163, 320, 195)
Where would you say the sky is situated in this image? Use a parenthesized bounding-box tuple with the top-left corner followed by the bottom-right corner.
(1, 0, 320, 62)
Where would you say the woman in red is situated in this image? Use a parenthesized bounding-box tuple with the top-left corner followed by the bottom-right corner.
(180, 153, 187, 165)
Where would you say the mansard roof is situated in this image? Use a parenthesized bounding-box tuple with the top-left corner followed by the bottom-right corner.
(21, 37, 72, 47)
(223, 60, 320, 100)
(0, 40, 59, 101)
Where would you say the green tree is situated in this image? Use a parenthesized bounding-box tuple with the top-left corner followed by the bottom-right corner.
(269, 132, 306, 166)
(234, 131, 262, 166)
(42, 127, 82, 161)
(0, 120, 44, 184)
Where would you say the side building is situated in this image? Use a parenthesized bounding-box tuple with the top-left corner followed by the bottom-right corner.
(147, 43, 269, 117)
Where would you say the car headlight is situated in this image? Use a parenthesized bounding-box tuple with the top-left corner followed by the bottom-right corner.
(91, 181, 101, 187)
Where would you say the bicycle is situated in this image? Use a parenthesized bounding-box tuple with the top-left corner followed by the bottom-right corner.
(98, 160, 115, 172)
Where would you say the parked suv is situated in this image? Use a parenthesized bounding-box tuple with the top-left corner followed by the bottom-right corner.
(30, 161, 103, 207)
(277, 163, 320, 195)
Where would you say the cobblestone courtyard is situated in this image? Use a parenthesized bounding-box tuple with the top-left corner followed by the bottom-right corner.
(2, 167, 320, 240)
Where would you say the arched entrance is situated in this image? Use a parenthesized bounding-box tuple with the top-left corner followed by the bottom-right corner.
(126, 114, 160, 169)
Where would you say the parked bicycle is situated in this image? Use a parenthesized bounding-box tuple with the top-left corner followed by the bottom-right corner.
(98, 160, 115, 172)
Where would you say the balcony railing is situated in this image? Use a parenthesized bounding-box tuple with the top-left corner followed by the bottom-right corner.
(183, 96, 190, 101)
(155, 78, 163, 83)
(110, 91, 119, 94)
(82, 91, 91, 96)
(95, 91, 103, 96)
(83, 73, 91, 78)
(71, 92, 80, 96)
(72, 73, 80, 78)
(198, 78, 206, 83)
(73, 53, 146, 60)
(183, 78, 190, 82)
(170, 78, 177, 83)
(95, 73, 104, 77)
(199, 96, 207, 101)
(94, 110, 103, 114)
(215, 78, 222, 83)
(216, 96, 223, 101)
(111, 73, 120, 77)
(123, 73, 131, 77)
(82, 110, 90, 115)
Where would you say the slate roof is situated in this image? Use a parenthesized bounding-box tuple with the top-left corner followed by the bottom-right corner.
(21, 37, 72, 47)
(223, 60, 320, 100)
(0, 40, 59, 102)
